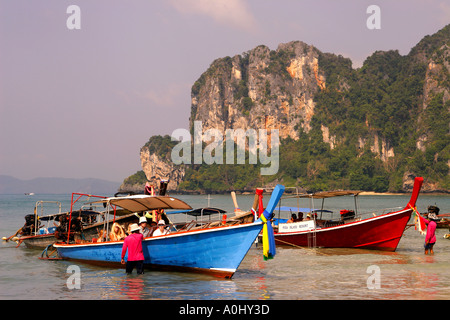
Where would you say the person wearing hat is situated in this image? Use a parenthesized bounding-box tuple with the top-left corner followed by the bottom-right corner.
(152, 219, 170, 237)
(417, 211, 438, 255)
(138, 216, 151, 238)
(121, 223, 145, 274)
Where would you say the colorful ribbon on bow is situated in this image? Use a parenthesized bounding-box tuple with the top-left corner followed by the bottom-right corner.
(260, 210, 276, 260)
(258, 184, 285, 260)
(410, 204, 426, 235)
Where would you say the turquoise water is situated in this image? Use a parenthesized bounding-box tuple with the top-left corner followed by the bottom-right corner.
(0, 192, 449, 300)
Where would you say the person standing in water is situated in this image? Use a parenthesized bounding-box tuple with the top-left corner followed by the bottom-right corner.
(417, 211, 438, 255)
(121, 223, 145, 274)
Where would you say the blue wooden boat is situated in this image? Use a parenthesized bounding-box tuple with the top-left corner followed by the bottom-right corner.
(54, 185, 285, 278)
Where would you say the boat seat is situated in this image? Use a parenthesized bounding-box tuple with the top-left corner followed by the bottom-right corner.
(324, 220, 344, 228)
(225, 220, 241, 226)
(190, 222, 213, 230)
(201, 222, 212, 229)
(179, 220, 197, 231)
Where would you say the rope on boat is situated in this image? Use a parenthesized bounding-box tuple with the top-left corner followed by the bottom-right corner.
(274, 237, 327, 255)
(39, 244, 61, 260)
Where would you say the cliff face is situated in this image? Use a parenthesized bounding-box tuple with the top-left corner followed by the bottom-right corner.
(188, 41, 421, 167)
(129, 25, 449, 193)
(190, 41, 325, 140)
(140, 148, 184, 191)
(416, 44, 450, 152)
(120, 135, 185, 192)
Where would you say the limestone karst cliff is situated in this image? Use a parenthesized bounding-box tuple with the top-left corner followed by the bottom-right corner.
(190, 41, 325, 140)
(122, 25, 449, 193)
(140, 144, 184, 191)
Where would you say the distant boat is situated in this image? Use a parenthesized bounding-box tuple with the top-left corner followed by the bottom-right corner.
(54, 185, 285, 278)
(263, 177, 423, 252)
(420, 205, 450, 229)
(14, 195, 108, 248)
(24, 193, 35, 196)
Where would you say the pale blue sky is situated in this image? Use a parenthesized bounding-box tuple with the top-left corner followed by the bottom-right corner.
(0, 0, 448, 182)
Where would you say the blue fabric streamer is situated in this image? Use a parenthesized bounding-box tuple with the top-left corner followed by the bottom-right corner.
(261, 209, 276, 260)
(259, 184, 285, 260)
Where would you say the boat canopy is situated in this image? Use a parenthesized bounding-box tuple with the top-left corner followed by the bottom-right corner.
(167, 207, 226, 216)
(284, 190, 360, 199)
(277, 206, 332, 213)
(99, 195, 192, 212)
(308, 190, 360, 198)
(38, 210, 100, 221)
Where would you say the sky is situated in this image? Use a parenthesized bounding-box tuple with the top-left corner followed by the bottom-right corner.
(0, 0, 448, 183)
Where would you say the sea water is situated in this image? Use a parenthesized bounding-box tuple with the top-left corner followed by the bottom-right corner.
(0, 193, 449, 300)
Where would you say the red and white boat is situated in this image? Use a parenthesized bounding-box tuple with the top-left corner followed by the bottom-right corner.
(268, 177, 423, 252)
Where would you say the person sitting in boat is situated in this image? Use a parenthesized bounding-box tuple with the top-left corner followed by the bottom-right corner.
(70, 217, 83, 233)
(138, 216, 152, 238)
(97, 229, 108, 242)
(109, 223, 126, 241)
(287, 213, 298, 223)
(148, 221, 157, 236)
(20, 215, 35, 236)
(152, 220, 170, 236)
(306, 212, 318, 221)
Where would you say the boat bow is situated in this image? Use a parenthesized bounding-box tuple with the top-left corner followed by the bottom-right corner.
(405, 177, 424, 210)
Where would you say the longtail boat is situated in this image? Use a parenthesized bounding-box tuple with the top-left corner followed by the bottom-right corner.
(9, 196, 106, 248)
(53, 185, 285, 278)
(262, 177, 423, 252)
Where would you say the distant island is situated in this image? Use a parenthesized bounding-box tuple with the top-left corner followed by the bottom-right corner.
(0, 175, 120, 195)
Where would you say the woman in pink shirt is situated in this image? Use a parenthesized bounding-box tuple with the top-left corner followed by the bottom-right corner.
(121, 223, 145, 274)
(418, 212, 438, 255)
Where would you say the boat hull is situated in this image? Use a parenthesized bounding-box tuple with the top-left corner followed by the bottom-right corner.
(273, 208, 412, 252)
(54, 222, 263, 278)
(20, 234, 57, 248)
